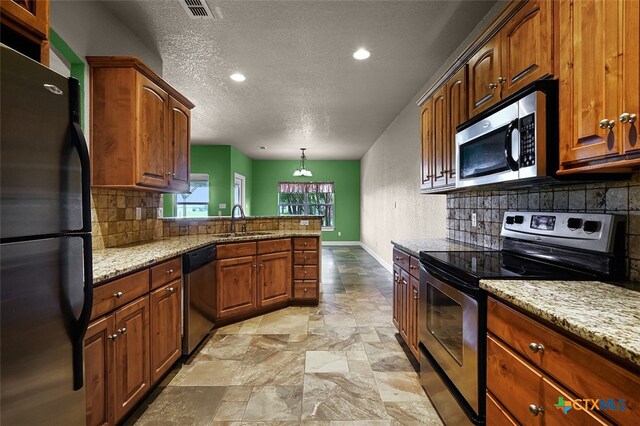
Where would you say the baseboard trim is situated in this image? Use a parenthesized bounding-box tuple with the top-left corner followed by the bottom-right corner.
(359, 242, 392, 273)
(321, 241, 361, 246)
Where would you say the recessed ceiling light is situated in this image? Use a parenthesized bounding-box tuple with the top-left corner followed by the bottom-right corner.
(258, 146, 267, 150)
(353, 48, 371, 60)
(230, 73, 246, 82)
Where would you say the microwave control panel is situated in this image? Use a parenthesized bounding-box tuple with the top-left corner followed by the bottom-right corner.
(519, 113, 535, 167)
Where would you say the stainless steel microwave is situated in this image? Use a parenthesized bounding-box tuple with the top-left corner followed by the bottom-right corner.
(455, 80, 558, 189)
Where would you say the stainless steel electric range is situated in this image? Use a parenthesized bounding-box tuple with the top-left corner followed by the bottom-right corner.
(418, 211, 627, 425)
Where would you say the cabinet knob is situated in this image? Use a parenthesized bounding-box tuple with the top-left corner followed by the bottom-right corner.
(304, 288, 308, 292)
(413, 289, 419, 299)
(620, 113, 637, 124)
(401, 277, 407, 285)
(113, 291, 123, 299)
(488, 82, 498, 90)
(409, 265, 417, 270)
(166, 269, 174, 274)
(528, 342, 545, 354)
(395, 256, 402, 261)
(165, 171, 172, 176)
(166, 287, 175, 292)
(172, 172, 176, 178)
(497, 76, 507, 84)
(303, 256, 308, 260)
(108, 334, 118, 341)
(599, 118, 615, 129)
(117, 327, 127, 335)
(528, 404, 544, 416)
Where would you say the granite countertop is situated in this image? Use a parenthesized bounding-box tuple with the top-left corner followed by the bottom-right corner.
(391, 237, 483, 257)
(93, 230, 321, 284)
(481, 279, 640, 367)
(161, 215, 323, 221)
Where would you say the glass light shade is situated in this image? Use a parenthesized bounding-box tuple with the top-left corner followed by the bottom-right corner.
(293, 169, 303, 176)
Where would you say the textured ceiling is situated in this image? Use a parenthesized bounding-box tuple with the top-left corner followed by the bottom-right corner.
(101, 0, 495, 160)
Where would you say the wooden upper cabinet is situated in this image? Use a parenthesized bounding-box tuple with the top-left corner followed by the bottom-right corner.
(257, 251, 291, 308)
(622, 0, 640, 156)
(88, 57, 194, 192)
(136, 74, 169, 189)
(168, 97, 191, 192)
(446, 66, 468, 182)
(468, 33, 501, 117)
(0, 0, 49, 65)
(432, 85, 448, 189)
(500, 0, 554, 97)
(420, 98, 433, 191)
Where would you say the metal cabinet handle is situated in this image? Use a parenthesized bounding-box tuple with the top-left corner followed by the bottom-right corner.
(497, 76, 507, 84)
(166, 269, 174, 274)
(401, 277, 407, 285)
(409, 265, 417, 270)
(117, 327, 127, 335)
(166, 287, 175, 292)
(599, 118, 615, 129)
(529, 404, 544, 416)
(413, 290, 419, 299)
(172, 172, 176, 178)
(108, 334, 118, 341)
(113, 291, 123, 299)
(488, 82, 498, 89)
(528, 342, 545, 354)
(165, 171, 172, 176)
(620, 113, 637, 124)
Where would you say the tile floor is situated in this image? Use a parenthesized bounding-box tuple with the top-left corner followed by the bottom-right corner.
(127, 246, 443, 425)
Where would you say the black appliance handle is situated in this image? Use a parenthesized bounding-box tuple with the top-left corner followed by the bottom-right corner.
(421, 262, 480, 297)
(69, 78, 91, 233)
(504, 118, 520, 171)
(72, 234, 93, 391)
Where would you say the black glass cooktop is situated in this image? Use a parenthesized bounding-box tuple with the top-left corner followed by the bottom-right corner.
(420, 250, 598, 282)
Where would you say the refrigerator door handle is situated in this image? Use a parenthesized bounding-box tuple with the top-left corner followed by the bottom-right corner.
(72, 234, 93, 391)
(69, 78, 91, 233)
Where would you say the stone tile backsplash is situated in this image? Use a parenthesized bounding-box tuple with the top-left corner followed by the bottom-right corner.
(446, 175, 640, 281)
(161, 216, 322, 237)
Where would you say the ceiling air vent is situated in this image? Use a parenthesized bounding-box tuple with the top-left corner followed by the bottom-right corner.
(180, 0, 217, 20)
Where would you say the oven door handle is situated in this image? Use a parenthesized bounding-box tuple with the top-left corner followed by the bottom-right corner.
(504, 118, 520, 171)
(421, 262, 480, 297)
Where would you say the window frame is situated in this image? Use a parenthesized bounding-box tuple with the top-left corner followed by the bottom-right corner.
(277, 183, 335, 231)
(174, 173, 210, 218)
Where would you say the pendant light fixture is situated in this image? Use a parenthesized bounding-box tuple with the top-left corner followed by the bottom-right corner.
(293, 148, 313, 177)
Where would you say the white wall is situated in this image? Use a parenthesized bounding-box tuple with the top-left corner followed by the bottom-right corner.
(50, 0, 163, 142)
(361, 2, 506, 266)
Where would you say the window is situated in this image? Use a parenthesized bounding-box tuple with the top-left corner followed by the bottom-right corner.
(234, 173, 246, 210)
(278, 182, 335, 229)
(175, 173, 209, 217)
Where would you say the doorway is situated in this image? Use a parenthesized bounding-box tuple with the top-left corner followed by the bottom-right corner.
(234, 173, 246, 212)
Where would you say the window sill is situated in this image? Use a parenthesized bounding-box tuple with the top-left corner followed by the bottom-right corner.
(322, 227, 335, 231)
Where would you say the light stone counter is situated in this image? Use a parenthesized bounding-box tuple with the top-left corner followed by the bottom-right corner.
(391, 237, 483, 257)
(93, 230, 321, 284)
(481, 279, 640, 367)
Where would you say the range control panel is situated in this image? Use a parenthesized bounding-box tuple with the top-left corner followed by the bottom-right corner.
(501, 211, 625, 254)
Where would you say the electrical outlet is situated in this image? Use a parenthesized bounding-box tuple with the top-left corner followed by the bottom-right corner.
(338, 231, 342, 236)
(300, 220, 309, 226)
(218, 210, 222, 216)
(135, 207, 142, 220)
(471, 211, 477, 227)
(157, 207, 163, 218)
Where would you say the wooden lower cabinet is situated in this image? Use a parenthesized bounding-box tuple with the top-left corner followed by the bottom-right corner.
(392, 247, 420, 359)
(398, 269, 409, 342)
(258, 251, 292, 307)
(150, 279, 181, 384)
(216, 256, 257, 319)
(392, 265, 401, 330)
(407, 275, 420, 359)
(85, 316, 116, 426)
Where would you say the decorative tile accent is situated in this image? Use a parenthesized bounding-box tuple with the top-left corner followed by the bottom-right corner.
(446, 179, 640, 281)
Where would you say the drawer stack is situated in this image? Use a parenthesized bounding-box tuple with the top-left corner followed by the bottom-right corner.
(292, 237, 320, 303)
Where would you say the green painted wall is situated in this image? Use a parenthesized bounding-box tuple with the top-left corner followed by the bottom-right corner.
(230, 146, 253, 215)
(251, 160, 360, 241)
(50, 29, 85, 130)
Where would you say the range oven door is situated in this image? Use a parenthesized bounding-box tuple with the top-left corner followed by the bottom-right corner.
(419, 263, 480, 415)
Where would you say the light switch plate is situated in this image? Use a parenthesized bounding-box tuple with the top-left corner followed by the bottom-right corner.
(135, 207, 142, 220)
(471, 212, 477, 227)
(219, 203, 226, 209)
(300, 220, 309, 226)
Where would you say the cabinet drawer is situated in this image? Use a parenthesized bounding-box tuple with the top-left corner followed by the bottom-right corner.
(257, 238, 291, 254)
(488, 298, 640, 425)
(487, 335, 542, 425)
(541, 377, 610, 426)
(409, 256, 420, 278)
(293, 237, 318, 250)
(486, 392, 518, 426)
(293, 281, 317, 299)
(92, 270, 149, 320)
(294, 250, 318, 265)
(294, 265, 318, 280)
(217, 241, 257, 259)
(150, 257, 181, 290)
(392, 247, 410, 272)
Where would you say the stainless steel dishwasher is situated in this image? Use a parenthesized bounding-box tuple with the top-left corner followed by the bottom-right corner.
(182, 244, 216, 355)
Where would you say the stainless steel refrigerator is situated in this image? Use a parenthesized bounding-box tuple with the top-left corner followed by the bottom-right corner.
(1, 44, 93, 425)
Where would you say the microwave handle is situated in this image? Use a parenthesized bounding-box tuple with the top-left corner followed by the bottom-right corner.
(504, 118, 520, 171)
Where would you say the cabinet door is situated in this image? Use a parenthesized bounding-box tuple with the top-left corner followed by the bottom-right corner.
(113, 296, 150, 422)
(392, 265, 401, 330)
(136, 73, 169, 188)
(168, 97, 190, 193)
(0, 0, 49, 39)
(558, 0, 621, 166)
(432, 85, 448, 189)
(622, 0, 640, 155)
(257, 251, 292, 307)
(420, 98, 433, 190)
(408, 275, 420, 359)
(399, 269, 409, 342)
(446, 66, 468, 183)
(216, 256, 256, 319)
(150, 279, 181, 384)
(85, 316, 116, 426)
(500, 0, 554, 97)
(468, 33, 501, 117)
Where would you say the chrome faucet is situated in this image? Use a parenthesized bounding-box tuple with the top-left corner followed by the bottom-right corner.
(231, 204, 246, 234)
